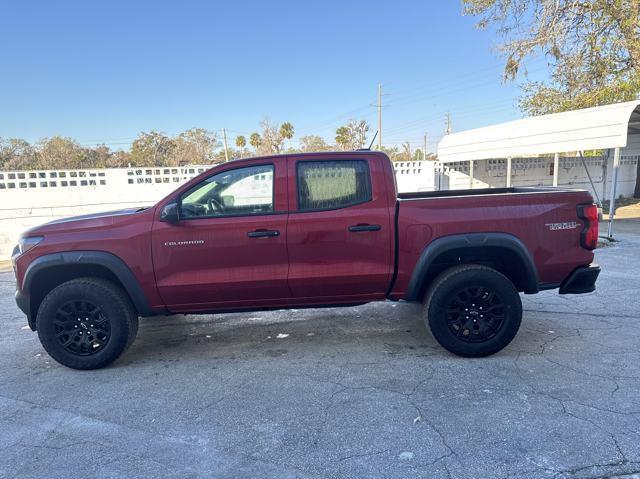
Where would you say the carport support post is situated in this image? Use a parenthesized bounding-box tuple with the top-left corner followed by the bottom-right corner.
(607, 147, 621, 239)
(506, 157, 512, 187)
(469, 160, 474, 189)
(553, 153, 559, 187)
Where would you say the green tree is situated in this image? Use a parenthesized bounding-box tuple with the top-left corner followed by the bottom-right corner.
(129, 131, 176, 167)
(249, 132, 262, 152)
(279, 122, 295, 150)
(104, 149, 131, 168)
(83, 144, 113, 168)
(335, 126, 350, 150)
(463, 0, 640, 197)
(259, 119, 284, 154)
(401, 142, 412, 161)
(37, 136, 86, 169)
(381, 145, 401, 162)
(174, 128, 217, 165)
(299, 135, 330, 152)
(335, 119, 370, 150)
(464, 0, 640, 112)
(235, 135, 247, 157)
(1, 138, 37, 170)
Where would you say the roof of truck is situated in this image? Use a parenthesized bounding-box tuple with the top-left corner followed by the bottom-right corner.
(226, 150, 390, 163)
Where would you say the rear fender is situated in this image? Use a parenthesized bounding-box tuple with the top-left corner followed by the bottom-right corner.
(405, 233, 539, 301)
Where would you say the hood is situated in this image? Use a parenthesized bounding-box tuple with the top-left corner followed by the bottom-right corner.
(24, 207, 151, 236)
(43, 207, 148, 226)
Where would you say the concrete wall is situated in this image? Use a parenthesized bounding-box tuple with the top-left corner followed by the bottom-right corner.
(0, 166, 209, 260)
(392, 161, 437, 192)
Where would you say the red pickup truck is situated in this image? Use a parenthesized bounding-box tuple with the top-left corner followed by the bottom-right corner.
(13, 151, 600, 369)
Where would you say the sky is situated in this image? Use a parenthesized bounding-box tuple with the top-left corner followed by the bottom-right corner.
(0, 0, 549, 152)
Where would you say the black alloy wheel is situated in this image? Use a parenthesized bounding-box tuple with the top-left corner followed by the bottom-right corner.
(424, 265, 522, 357)
(37, 277, 138, 369)
(446, 286, 505, 342)
(54, 300, 111, 356)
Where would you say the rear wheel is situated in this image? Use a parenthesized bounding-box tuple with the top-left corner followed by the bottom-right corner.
(424, 265, 522, 357)
(37, 278, 138, 370)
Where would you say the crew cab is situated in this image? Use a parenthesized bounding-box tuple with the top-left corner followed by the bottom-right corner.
(13, 151, 600, 369)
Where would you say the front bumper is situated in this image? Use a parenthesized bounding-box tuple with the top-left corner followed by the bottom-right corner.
(15, 290, 35, 331)
(559, 264, 600, 294)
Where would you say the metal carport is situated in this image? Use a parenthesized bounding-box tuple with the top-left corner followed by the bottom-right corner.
(437, 100, 640, 239)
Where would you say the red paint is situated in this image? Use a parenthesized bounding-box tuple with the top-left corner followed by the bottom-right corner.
(14, 152, 596, 314)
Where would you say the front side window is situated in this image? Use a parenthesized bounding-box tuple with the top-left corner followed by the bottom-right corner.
(180, 164, 274, 218)
(297, 160, 372, 211)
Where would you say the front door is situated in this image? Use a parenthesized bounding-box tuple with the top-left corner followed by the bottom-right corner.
(151, 162, 290, 311)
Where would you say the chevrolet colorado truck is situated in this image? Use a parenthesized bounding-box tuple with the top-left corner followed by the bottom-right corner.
(13, 151, 600, 369)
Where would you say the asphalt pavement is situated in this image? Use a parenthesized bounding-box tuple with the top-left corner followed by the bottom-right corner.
(1, 224, 639, 479)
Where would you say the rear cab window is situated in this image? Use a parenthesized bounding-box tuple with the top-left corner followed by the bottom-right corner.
(296, 160, 372, 212)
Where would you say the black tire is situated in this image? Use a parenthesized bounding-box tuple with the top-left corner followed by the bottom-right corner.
(424, 265, 522, 357)
(36, 277, 139, 370)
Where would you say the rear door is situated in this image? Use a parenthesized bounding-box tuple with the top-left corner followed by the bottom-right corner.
(151, 161, 290, 310)
(285, 155, 393, 302)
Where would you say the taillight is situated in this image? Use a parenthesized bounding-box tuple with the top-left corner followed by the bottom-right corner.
(577, 204, 598, 250)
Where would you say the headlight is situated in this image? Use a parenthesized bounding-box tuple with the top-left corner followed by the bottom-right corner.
(16, 236, 44, 256)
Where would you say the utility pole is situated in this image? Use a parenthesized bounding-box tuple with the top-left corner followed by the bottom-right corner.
(423, 133, 428, 161)
(222, 128, 230, 162)
(445, 112, 452, 135)
(377, 83, 382, 150)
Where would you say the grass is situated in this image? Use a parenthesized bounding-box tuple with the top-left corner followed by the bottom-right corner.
(602, 196, 640, 210)
(601, 197, 640, 219)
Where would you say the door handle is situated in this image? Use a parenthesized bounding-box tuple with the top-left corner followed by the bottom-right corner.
(247, 229, 280, 238)
(348, 224, 381, 232)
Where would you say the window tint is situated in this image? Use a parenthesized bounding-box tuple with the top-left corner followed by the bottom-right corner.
(180, 164, 274, 218)
(297, 160, 372, 211)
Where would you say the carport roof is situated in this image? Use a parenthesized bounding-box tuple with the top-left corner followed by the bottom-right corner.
(437, 100, 640, 162)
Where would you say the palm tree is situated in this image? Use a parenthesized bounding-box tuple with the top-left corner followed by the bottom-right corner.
(249, 132, 261, 152)
(402, 141, 412, 161)
(335, 126, 350, 150)
(235, 135, 247, 157)
(279, 122, 294, 150)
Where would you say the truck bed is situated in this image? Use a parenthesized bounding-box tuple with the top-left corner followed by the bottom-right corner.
(397, 186, 586, 200)
(390, 186, 595, 300)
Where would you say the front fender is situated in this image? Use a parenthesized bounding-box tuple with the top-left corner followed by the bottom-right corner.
(23, 251, 155, 318)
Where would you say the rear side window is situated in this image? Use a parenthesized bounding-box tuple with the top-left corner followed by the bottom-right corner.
(297, 160, 372, 211)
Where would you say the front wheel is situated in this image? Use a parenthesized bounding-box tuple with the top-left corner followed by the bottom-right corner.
(424, 265, 522, 357)
(36, 278, 139, 370)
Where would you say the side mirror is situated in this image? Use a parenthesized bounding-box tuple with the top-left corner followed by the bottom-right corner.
(160, 202, 180, 223)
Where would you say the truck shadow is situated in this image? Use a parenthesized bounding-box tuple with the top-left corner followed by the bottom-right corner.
(120, 301, 443, 365)
(117, 301, 576, 368)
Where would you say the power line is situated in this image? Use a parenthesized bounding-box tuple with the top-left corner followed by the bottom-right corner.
(387, 58, 549, 108)
(382, 99, 517, 137)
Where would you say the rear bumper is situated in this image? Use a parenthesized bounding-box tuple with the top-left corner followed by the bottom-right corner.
(559, 264, 600, 294)
(15, 290, 35, 331)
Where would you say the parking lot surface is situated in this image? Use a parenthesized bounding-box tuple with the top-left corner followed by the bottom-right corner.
(1, 225, 639, 479)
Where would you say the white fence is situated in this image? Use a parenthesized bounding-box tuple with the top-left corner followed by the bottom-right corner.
(1, 155, 637, 260)
(0, 166, 210, 260)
